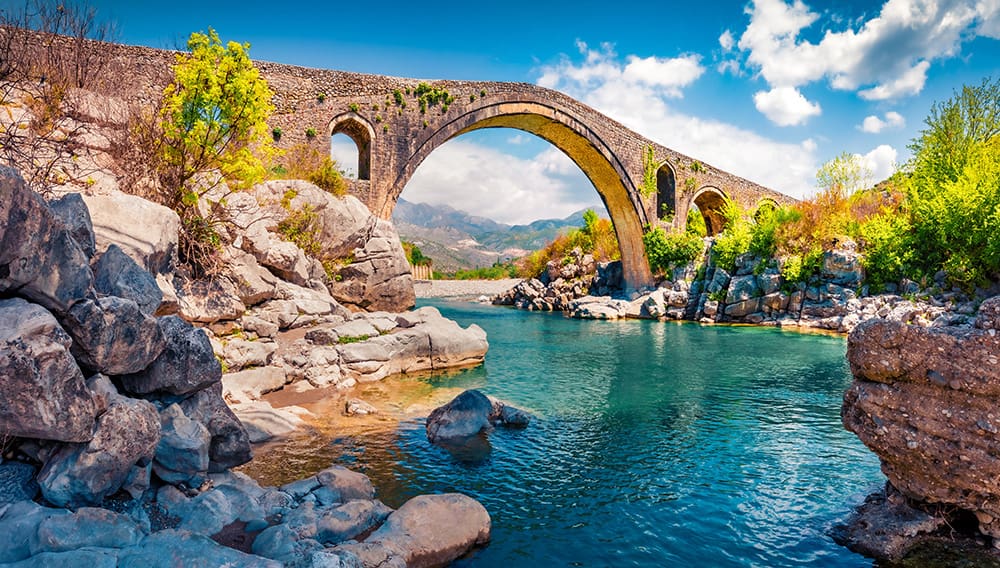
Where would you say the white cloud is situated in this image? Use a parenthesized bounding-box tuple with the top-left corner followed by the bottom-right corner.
(402, 139, 599, 225)
(719, 29, 736, 51)
(858, 144, 899, 182)
(753, 86, 822, 126)
(536, 45, 821, 198)
(859, 111, 906, 133)
(734, 0, 995, 105)
(622, 54, 705, 96)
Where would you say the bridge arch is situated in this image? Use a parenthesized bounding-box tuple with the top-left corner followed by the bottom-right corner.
(388, 100, 654, 290)
(691, 186, 729, 237)
(655, 162, 677, 223)
(329, 113, 374, 180)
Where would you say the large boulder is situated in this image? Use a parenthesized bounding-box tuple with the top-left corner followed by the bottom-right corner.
(48, 192, 96, 258)
(62, 296, 165, 375)
(153, 404, 211, 485)
(176, 278, 247, 325)
(178, 383, 252, 471)
(0, 167, 94, 315)
(117, 529, 281, 568)
(93, 244, 163, 315)
(337, 494, 490, 568)
(0, 298, 98, 442)
(842, 302, 1000, 545)
(326, 217, 415, 313)
(119, 316, 220, 397)
(80, 191, 180, 276)
(38, 394, 161, 507)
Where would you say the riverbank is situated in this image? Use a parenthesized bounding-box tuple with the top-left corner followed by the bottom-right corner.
(414, 278, 522, 299)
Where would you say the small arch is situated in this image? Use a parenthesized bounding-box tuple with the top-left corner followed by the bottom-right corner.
(752, 198, 780, 222)
(655, 162, 676, 222)
(692, 186, 728, 236)
(329, 114, 374, 180)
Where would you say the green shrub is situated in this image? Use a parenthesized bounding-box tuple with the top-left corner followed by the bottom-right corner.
(348, 102, 360, 112)
(858, 212, 913, 290)
(317, 93, 326, 102)
(271, 127, 282, 141)
(305, 127, 317, 138)
(643, 226, 704, 274)
(451, 263, 517, 280)
(779, 248, 823, 285)
(271, 143, 346, 196)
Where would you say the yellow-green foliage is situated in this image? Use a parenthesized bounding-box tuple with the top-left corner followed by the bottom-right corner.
(272, 144, 346, 196)
(641, 145, 657, 197)
(160, 28, 276, 202)
(687, 207, 707, 237)
(401, 241, 432, 266)
(643, 226, 703, 274)
(515, 209, 620, 278)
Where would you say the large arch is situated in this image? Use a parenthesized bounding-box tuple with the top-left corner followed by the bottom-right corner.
(691, 186, 728, 237)
(388, 100, 654, 290)
(655, 162, 676, 223)
(329, 114, 375, 180)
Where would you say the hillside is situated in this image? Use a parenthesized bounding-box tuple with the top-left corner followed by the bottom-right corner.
(392, 198, 608, 272)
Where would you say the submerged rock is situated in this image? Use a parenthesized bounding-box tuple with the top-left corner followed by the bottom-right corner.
(426, 389, 531, 444)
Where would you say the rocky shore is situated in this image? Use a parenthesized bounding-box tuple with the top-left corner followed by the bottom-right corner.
(0, 168, 492, 567)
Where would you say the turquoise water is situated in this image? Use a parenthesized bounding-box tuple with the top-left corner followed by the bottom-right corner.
(266, 299, 885, 566)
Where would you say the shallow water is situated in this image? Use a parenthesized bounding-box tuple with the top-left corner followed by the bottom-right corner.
(244, 299, 884, 567)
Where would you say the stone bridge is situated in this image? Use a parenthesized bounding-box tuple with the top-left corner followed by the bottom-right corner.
(259, 66, 793, 290)
(30, 35, 794, 291)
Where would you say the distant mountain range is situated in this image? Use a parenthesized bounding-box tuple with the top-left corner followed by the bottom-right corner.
(392, 198, 608, 272)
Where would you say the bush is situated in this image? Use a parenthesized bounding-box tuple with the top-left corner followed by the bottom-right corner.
(779, 248, 823, 286)
(643, 227, 703, 274)
(858, 212, 913, 290)
(513, 209, 619, 278)
(451, 264, 517, 280)
(271, 144, 346, 196)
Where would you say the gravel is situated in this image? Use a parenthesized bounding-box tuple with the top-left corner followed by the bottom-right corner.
(413, 279, 521, 299)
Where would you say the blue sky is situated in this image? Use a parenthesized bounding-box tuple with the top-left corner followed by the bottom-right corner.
(22, 0, 1000, 223)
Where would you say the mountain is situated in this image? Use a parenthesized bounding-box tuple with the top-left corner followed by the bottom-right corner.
(392, 199, 608, 273)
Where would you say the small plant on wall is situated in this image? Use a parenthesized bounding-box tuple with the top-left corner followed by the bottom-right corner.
(317, 93, 326, 103)
(305, 127, 317, 138)
(348, 103, 360, 112)
(272, 127, 282, 141)
(640, 145, 657, 197)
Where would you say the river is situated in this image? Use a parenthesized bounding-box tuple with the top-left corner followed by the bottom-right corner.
(242, 298, 884, 566)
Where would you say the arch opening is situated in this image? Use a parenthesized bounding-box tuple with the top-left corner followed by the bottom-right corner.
(692, 187, 728, 237)
(329, 115, 372, 180)
(655, 163, 676, 222)
(390, 101, 653, 289)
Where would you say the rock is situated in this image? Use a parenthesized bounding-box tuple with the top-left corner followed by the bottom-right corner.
(176, 278, 246, 324)
(38, 394, 160, 507)
(0, 500, 69, 563)
(345, 398, 378, 416)
(48, 192, 96, 258)
(0, 462, 39, 505)
(327, 218, 415, 313)
(153, 404, 210, 484)
(62, 296, 165, 375)
(3, 547, 120, 567)
(117, 529, 281, 567)
(0, 167, 94, 315)
(233, 400, 307, 443)
(823, 244, 864, 286)
(725, 274, 761, 304)
(976, 296, 1000, 330)
(224, 249, 278, 306)
(724, 297, 762, 319)
(833, 485, 947, 561)
(426, 390, 493, 443)
(490, 400, 531, 428)
(310, 549, 365, 568)
(343, 494, 490, 568)
(0, 298, 98, 442)
(92, 244, 163, 315)
(119, 316, 220, 396)
(315, 500, 393, 544)
(33, 507, 144, 554)
(643, 290, 667, 318)
(316, 466, 376, 502)
(332, 319, 380, 341)
(222, 367, 287, 404)
(221, 338, 277, 371)
(178, 383, 252, 471)
(81, 191, 180, 275)
(569, 296, 630, 320)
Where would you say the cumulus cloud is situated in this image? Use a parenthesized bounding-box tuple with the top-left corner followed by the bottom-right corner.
(536, 44, 821, 198)
(401, 139, 599, 225)
(732, 0, 998, 120)
(753, 86, 823, 126)
(719, 29, 736, 51)
(858, 144, 899, 183)
(859, 111, 906, 133)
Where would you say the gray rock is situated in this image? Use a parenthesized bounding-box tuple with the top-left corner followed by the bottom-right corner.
(352, 493, 490, 568)
(176, 278, 246, 324)
(2, 547, 119, 567)
(178, 383, 252, 471)
(0, 500, 69, 563)
(316, 466, 376, 502)
(326, 218, 415, 313)
(93, 244, 163, 315)
(224, 248, 278, 306)
(119, 316, 219, 396)
(726, 274, 761, 304)
(310, 549, 364, 568)
(823, 245, 864, 286)
(0, 168, 94, 315)
(63, 296, 166, 375)
(117, 529, 281, 567)
(221, 338, 277, 371)
(0, 462, 39, 505)
(153, 404, 210, 484)
(975, 296, 1000, 330)
(174, 490, 236, 536)
(0, 298, 98, 442)
(38, 394, 160, 507)
(426, 390, 493, 443)
(316, 499, 393, 544)
(345, 398, 378, 416)
(222, 367, 287, 403)
(33, 507, 144, 553)
(833, 486, 946, 562)
(233, 400, 306, 443)
(252, 523, 323, 563)
(49, 192, 96, 258)
(81, 191, 180, 276)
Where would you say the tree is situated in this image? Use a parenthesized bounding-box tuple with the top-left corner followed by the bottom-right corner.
(816, 151, 873, 197)
(159, 28, 276, 209)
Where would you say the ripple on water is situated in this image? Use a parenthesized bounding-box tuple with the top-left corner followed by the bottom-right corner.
(240, 300, 883, 567)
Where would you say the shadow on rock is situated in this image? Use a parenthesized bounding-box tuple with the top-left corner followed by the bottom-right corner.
(425, 389, 531, 461)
